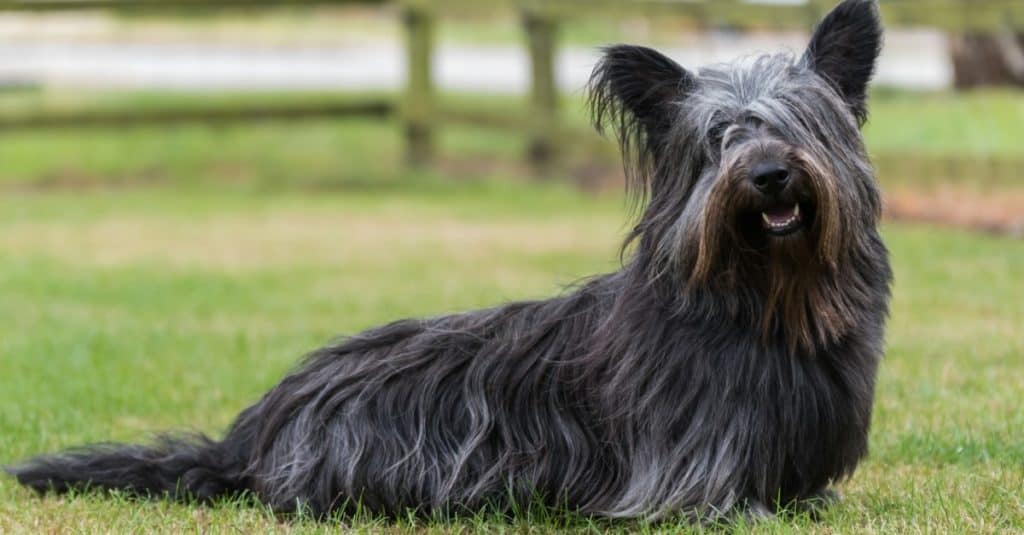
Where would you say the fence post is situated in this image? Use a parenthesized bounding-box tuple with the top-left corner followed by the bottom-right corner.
(523, 10, 559, 177)
(403, 4, 435, 168)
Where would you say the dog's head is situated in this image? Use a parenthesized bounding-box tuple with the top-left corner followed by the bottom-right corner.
(589, 0, 886, 349)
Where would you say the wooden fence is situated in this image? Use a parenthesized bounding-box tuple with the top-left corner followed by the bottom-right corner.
(1, 0, 1024, 173)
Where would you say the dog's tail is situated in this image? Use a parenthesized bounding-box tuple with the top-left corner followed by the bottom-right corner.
(5, 434, 250, 502)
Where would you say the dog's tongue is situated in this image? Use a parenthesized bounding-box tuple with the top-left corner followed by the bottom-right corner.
(762, 204, 801, 227)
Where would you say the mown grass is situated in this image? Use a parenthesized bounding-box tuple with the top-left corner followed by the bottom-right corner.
(0, 88, 1022, 532)
(1, 181, 1022, 533)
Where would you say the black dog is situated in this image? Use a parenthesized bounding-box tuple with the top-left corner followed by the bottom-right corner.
(9, 0, 891, 522)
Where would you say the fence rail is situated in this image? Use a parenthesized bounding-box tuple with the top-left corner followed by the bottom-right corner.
(1, 0, 1022, 174)
(0, 98, 393, 130)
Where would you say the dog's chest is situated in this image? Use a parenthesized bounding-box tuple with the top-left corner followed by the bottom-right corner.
(732, 345, 872, 494)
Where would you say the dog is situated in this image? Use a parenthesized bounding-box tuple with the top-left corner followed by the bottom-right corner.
(9, 0, 891, 522)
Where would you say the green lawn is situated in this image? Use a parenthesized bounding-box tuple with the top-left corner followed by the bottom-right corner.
(0, 181, 1022, 533)
(0, 88, 1022, 532)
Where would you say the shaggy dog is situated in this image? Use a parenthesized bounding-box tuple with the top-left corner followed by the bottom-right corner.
(9, 0, 891, 522)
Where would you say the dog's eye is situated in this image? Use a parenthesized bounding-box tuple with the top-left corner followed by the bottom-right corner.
(722, 128, 743, 151)
(708, 124, 728, 150)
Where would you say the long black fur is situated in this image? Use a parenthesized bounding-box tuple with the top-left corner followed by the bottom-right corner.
(8, 0, 891, 522)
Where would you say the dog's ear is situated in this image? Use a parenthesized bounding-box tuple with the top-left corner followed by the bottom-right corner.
(588, 45, 695, 174)
(588, 45, 693, 139)
(802, 0, 883, 125)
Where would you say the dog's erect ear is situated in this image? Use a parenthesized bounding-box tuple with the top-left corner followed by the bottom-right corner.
(802, 0, 883, 125)
(588, 45, 693, 138)
(588, 45, 695, 171)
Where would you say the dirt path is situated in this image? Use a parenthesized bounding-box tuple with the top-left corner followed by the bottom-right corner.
(885, 187, 1024, 238)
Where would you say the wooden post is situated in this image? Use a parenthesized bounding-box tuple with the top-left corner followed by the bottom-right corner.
(403, 5, 435, 168)
(523, 10, 558, 177)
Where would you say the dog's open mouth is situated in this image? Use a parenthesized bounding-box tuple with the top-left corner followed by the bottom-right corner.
(761, 203, 803, 236)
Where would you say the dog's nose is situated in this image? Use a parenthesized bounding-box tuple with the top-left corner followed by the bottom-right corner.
(749, 162, 790, 195)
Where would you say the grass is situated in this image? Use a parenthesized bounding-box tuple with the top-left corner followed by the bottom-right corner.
(864, 89, 1024, 159)
(0, 87, 1022, 532)
(0, 181, 1022, 533)
(0, 88, 1022, 193)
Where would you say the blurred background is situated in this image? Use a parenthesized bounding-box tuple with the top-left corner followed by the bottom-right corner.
(0, 0, 1021, 231)
(0, 1, 1022, 531)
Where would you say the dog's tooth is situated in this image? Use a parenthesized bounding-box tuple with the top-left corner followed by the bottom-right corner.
(762, 213, 771, 225)
(794, 204, 801, 217)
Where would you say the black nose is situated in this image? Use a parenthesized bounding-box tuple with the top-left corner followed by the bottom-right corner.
(749, 162, 790, 195)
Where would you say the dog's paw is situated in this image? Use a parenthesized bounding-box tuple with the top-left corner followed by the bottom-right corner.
(794, 488, 842, 519)
(742, 499, 776, 522)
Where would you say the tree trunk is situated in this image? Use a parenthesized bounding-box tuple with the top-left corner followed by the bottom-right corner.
(950, 32, 1024, 89)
